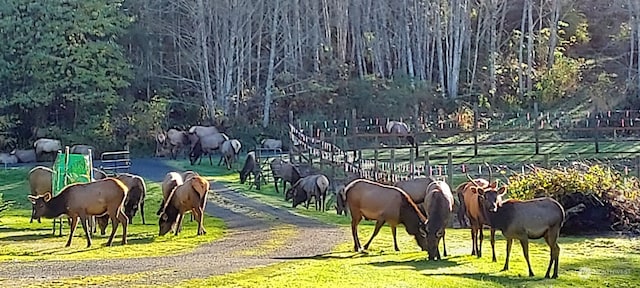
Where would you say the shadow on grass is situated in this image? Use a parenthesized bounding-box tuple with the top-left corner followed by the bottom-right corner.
(366, 257, 460, 270)
(427, 271, 551, 286)
(0, 233, 56, 241)
(0, 226, 52, 233)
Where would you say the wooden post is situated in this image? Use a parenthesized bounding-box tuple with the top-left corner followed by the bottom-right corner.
(473, 102, 479, 156)
(544, 153, 550, 168)
(331, 132, 336, 179)
(374, 147, 379, 181)
(534, 102, 540, 154)
(424, 151, 430, 176)
(351, 108, 357, 136)
(409, 147, 415, 179)
(391, 149, 396, 182)
(447, 152, 453, 186)
(358, 149, 363, 178)
(594, 125, 600, 153)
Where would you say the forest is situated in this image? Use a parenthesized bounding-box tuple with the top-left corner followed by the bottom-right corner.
(0, 0, 639, 153)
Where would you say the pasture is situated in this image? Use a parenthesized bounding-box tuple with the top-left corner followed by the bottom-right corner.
(0, 168, 225, 262)
(175, 160, 640, 288)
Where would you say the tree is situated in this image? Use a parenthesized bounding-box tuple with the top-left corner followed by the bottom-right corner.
(0, 0, 132, 144)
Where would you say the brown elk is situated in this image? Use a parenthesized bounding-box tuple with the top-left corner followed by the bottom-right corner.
(166, 128, 190, 160)
(158, 175, 210, 236)
(338, 179, 428, 252)
(28, 178, 129, 247)
(459, 176, 498, 261)
(239, 152, 261, 190)
(285, 174, 330, 211)
(469, 180, 565, 278)
(422, 180, 454, 261)
(96, 173, 147, 235)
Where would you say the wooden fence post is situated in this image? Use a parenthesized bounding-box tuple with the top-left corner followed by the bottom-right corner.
(409, 147, 415, 179)
(358, 149, 363, 178)
(534, 102, 540, 155)
(447, 152, 453, 186)
(351, 108, 357, 136)
(544, 153, 550, 168)
(331, 132, 336, 179)
(391, 149, 396, 182)
(473, 102, 479, 156)
(374, 147, 379, 181)
(424, 151, 430, 176)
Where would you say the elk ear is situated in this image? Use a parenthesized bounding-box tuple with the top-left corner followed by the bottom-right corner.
(27, 195, 37, 204)
(43, 193, 52, 202)
(498, 186, 507, 197)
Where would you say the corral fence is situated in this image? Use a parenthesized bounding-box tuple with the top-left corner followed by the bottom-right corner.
(287, 104, 640, 186)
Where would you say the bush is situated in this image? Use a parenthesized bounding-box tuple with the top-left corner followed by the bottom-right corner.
(508, 164, 640, 235)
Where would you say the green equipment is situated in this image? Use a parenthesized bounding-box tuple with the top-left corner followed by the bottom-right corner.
(51, 147, 94, 235)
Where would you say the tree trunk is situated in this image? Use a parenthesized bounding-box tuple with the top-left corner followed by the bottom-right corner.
(263, 1, 280, 128)
(196, 0, 215, 121)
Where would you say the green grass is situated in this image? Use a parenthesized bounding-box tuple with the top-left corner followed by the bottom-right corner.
(172, 158, 640, 288)
(0, 168, 225, 262)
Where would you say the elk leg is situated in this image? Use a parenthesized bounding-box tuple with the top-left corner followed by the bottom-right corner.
(520, 239, 534, 277)
(65, 216, 79, 247)
(106, 213, 120, 246)
(140, 201, 146, 225)
(478, 226, 484, 258)
(117, 210, 129, 245)
(175, 213, 184, 235)
(501, 238, 513, 271)
(350, 215, 362, 252)
(194, 208, 206, 235)
(544, 231, 560, 278)
(442, 230, 447, 257)
(389, 225, 400, 252)
(490, 228, 497, 262)
(208, 154, 213, 166)
(274, 178, 280, 194)
(363, 220, 386, 251)
(79, 215, 92, 248)
(470, 225, 477, 256)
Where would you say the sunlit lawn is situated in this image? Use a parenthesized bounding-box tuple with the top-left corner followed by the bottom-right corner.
(0, 168, 225, 262)
(173, 157, 640, 288)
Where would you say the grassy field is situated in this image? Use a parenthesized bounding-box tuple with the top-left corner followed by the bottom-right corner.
(0, 168, 225, 262)
(174, 159, 640, 288)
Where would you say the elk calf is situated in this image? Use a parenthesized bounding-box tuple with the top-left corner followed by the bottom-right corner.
(472, 182, 565, 278)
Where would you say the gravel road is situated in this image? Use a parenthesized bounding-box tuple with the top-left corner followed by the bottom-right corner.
(0, 158, 348, 286)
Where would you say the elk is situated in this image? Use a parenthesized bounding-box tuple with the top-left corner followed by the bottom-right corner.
(469, 180, 565, 278)
(422, 180, 454, 261)
(459, 176, 497, 261)
(338, 179, 428, 252)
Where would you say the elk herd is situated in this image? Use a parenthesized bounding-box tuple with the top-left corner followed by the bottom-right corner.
(334, 174, 566, 279)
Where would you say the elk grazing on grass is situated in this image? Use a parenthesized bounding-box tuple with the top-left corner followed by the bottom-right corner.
(239, 152, 261, 190)
(422, 180, 454, 261)
(96, 173, 147, 235)
(285, 174, 330, 211)
(28, 178, 129, 247)
(270, 159, 301, 195)
(158, 175, 210, 236)
(337, 179, 428, 252)
(459, 176, 497, 261)
(469, 179, 565, 278)
(28, 166, 53, 223)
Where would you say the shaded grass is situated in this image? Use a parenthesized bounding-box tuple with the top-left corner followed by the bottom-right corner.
(172, 158, 640, 288)
(0, 168, 225, 262)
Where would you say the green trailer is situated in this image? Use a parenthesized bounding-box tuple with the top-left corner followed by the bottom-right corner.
(51, 147, 94, 235)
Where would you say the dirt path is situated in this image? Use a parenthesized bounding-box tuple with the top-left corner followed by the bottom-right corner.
(0, 159, 348, 286)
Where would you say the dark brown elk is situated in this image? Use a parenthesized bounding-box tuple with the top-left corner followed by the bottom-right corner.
(459, 176, 497, 261)
(394, 176, 435, 204)
(96, 173, 146, 235)
(28, 178, 129, 247)
(285, 174, 330, 211)
(239, 152, 261, 190)
(422, 180, 454, 261)
(158, 175, 210, 236)
(339, 179, 428, 252)
(157, 172, 184, 215)
(270, 159, 301, 195)
(470, 181, 565, 278)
